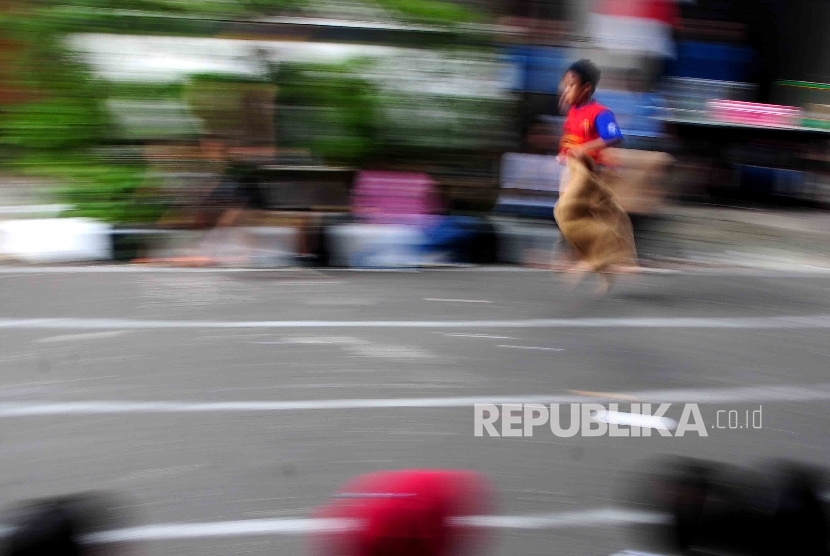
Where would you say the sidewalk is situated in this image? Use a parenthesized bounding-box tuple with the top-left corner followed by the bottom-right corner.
(122, 206, 830, 271)
(1, 184, 830, 270)
(654, 206, 830, 270)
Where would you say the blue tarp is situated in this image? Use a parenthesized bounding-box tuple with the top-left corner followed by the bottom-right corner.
(666, 42, 754, 82)
(594, 90, 664, 138)
(502, 46, 571, 95)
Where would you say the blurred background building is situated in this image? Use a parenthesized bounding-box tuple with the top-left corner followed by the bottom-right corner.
(1, 0, 830, 265)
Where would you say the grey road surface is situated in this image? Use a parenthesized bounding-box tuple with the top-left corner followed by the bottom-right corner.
(0, 267, 829, 556)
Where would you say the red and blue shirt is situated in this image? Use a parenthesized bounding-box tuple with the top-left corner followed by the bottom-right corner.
(559, 100, 623, 163)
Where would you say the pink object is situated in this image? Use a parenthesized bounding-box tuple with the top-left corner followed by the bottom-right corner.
(709, 100, 802, 128)
(592, 0, 679, 27)
(351, 172, 444, 227)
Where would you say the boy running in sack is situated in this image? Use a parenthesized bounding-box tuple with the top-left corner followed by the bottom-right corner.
(558, 59, 623, 188)
(554, 59, 638, 294)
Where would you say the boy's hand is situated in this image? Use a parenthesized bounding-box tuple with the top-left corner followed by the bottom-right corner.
(568, 145, 587, 159)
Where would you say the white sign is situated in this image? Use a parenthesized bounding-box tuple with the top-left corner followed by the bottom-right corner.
(500, 153, 561, 192)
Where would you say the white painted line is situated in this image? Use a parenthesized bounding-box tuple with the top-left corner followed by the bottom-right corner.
(0, 265, 829, 276)
(2, 314, 830, 330)
(84, 518, 356, 543)
(0, 397, 578, 417)
(252, 281, 346, 286)
(251, 341, 291, 345)
(452, 508, 669, 530)
(304, 299, 374, 306)
(1, 382, 830, 417)
(76, 508, 666, 543)
(593, 409, 677, 432)
(443, 334, 514, 339)
(424, 298, 493, 303)
(498, 345, 564, 352)
(34, 331, 128, 344)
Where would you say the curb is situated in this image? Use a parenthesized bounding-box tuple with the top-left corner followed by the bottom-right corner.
(1, 215, 829, 271)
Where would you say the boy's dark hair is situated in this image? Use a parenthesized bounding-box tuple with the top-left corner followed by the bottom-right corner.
(568, 59, 601, 95)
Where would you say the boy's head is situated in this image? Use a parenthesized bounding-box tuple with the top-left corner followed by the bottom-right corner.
(561, 59, 601, 108)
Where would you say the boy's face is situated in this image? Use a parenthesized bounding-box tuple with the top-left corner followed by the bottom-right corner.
(561, 71, 593, 109)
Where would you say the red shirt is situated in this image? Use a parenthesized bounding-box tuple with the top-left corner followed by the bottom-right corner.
(559, 100, 621, 164)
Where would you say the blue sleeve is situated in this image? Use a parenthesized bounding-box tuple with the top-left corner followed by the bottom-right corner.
(595, 110, 624, 141)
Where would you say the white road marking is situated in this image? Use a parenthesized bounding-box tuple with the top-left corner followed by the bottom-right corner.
(251, 341, 292, 345)
(593, 409, 677, 431)
(34, 331, 128, 344)
(84, 518, 356, 543)
(442, 334, 514, 339)
(0, 377, 118, 390)
(0, 383, 829, 417)
(423, 298, 493, 303)
(347, 344, 433, 360)
(1, 314, 830, 330)
(304, 299, 374, 306)
(250, 336, 434, 361)
(498, 345, 564, 352)
(451, 508, 669, 530)
(0, 264, 828, 278)
(0, 265, 829, 275)
(74, 507, 666, 543)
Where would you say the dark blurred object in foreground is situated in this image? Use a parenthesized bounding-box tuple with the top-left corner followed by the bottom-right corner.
(630, 457, 829, 555)
(2, 493, 130, 556)
(311, 469, 494, 556)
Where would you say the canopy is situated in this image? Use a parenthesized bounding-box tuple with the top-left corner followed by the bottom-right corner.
(589, 0, 680, 59)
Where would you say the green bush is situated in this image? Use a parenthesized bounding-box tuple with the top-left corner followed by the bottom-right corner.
(38, 160, 167, 224)
(36, 0, 483, 32)
(0, 10, 164, 224)
(276, 62, 380, 166)
(0, 0, 490, 224)
(375, 0, 484, 25)
(0, 99, 110, 152)
(275, 56, 511, 164)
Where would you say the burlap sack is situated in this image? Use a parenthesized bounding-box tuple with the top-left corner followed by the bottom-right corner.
(599, 148, 674, 216)
(554, 156, 637, 272)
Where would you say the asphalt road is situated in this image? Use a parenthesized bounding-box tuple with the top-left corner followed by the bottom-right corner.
(0, 267, 829, 556)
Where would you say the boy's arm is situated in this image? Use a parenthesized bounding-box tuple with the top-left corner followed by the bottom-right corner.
(569, 137, 621, 157)
(569, 110, 623, 157)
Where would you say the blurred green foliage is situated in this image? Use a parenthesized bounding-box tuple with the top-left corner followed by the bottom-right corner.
(51, 0, 307, 17)
(9, 155, 168, 223)
(275, 57, 511, 166)
(105, 82, 186, 101)
(0, 99, 109, 151)
(0, 0, 491, 223)
(376, 0, 483, 25)
(0, 10, 165, 223)
(39, 0, 484, 32)
(275, 61, 380, 166)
